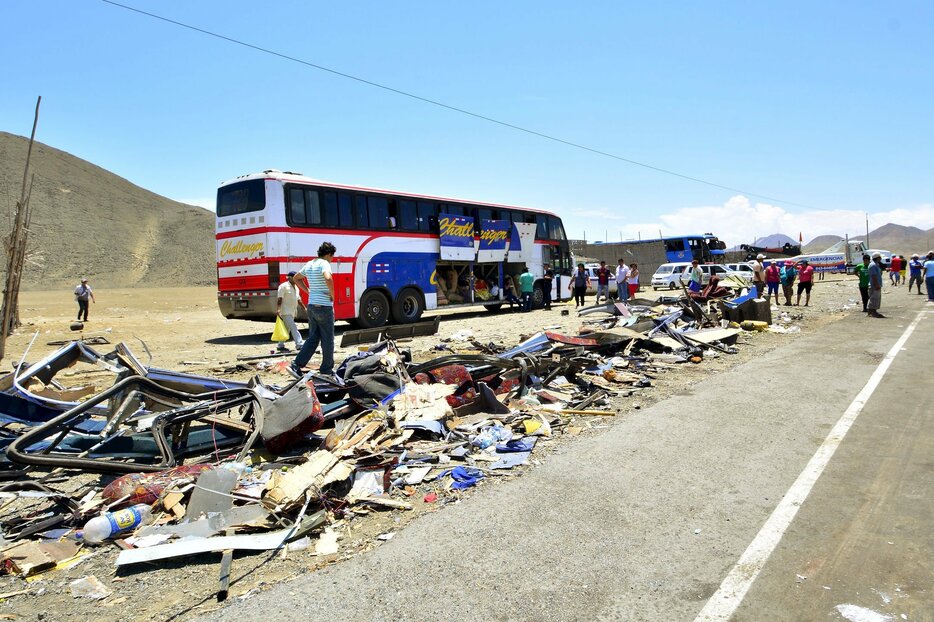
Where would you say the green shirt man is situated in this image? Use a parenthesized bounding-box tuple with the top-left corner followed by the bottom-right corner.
(518, 269, 535, 294)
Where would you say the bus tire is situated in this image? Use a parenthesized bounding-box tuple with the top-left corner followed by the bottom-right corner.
(485, 303, 503, 312)
(531, 283, 545, 309)
(358, 290, 390, 328)
(391, 288, 424, 324)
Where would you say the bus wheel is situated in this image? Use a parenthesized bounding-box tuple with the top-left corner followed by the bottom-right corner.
(391, 288, 424, 324)
(485, 303, 503, 312)
(358, 290, 390, 328)
(531, 284, 545, 309)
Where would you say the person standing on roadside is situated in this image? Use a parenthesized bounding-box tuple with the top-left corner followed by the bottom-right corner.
(615, 258, 630, 301)
(899, 255, 907, 285)
(796, 259, 814, 306)
(924, 251, 934, 301)
(867, 253, 885, 318)
(765, 260, 781, 305)
(276, 271, 304, 352)
(542, 262, 554, 310)
(854, 254, 871, 312)
(685, 259, 703, 293)
(780, 260, 797, 306)
(568, 263, 590, 308)
(518, 265, 535, 312)
(74, 278, 95, 322)
(290, 242, 337, 379)
(752, 254, 767, 298)
(594, 260, 611, 303)
(907, 254, 924, 295)
(627, 263, 640, 299)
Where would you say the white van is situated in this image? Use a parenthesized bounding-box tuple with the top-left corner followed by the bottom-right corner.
(651, 262, 691, 290)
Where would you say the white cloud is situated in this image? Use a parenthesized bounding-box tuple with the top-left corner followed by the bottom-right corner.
(571, 197, 934, 247)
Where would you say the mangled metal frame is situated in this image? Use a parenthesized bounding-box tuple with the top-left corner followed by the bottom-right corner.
(6, 375, 262, 474)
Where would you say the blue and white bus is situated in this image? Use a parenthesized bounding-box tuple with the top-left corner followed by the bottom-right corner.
(216, 171, 573, 327)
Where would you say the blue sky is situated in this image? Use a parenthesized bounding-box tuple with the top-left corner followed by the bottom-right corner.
(2, 0, 933, 246)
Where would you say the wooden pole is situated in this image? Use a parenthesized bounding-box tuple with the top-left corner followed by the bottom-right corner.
(0, 96, 41, 361)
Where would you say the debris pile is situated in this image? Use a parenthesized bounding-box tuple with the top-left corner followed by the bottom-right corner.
(0, 285, 768, 603)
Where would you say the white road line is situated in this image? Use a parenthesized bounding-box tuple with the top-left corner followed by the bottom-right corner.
(694, 307, 928, 622)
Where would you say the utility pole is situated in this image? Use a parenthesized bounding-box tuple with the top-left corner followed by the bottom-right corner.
(865, 213, 870, 248)
(0, 96, 41, 362)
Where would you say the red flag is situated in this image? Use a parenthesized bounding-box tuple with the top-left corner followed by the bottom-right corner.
(799, 231, 803, 243)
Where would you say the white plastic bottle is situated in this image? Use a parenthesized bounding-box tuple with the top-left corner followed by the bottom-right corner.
(81, 504, 151, 544)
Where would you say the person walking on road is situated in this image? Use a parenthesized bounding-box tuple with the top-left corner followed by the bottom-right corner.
(889, 254, 901, 286)
(276, 271, 304, 352)
(867, 253, 885, 318)
(290, 242, 337, 379)
(796, 260, 814, 306)
(569, 263, 590, 308)
(907, 254, 924, 295)
(615, 259, 630, 301)
(924, 251, 934, 301)
(74, 278, 95, 321)
(854, 254, 871, 312)
(518, 266, 535, 312)
(542, 263, 554, 310)
(780, 260, 796, 306)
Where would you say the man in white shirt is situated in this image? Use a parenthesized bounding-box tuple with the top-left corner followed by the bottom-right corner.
(276, 271, 304, 351)
(615, 259, 630, 301)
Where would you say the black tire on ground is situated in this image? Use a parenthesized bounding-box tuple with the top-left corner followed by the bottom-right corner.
(391, 287, 424, 324)
(669, 282, 677, 290)
(357, 290, 391, 328)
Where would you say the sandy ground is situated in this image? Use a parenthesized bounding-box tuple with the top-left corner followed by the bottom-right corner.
(0, 277, 872, 621)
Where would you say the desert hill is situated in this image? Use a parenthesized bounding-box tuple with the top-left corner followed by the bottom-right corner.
(0, 131, 215, 291)
(804, 224, 933, 257)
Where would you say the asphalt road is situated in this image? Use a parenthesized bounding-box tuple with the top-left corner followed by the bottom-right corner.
(207, 294, 932, 622)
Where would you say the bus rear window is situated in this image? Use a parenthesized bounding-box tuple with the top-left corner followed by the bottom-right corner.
(217, 180, 265, 217)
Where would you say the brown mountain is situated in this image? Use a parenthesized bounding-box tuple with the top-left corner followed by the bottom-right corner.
(803, 235, 843, 253)
(0, 132, 215, 290)
(805, 224, 934, 257)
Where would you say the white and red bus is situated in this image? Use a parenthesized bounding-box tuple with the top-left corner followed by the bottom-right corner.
(216, 170, 572, 328)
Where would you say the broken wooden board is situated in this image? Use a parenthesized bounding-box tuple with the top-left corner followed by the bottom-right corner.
(1, 540, 81, 577)
(263, 450, 353, 508)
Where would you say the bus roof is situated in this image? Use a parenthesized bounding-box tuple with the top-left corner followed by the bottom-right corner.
(219, 170, 561, 217)
(611, 234, 721, 244)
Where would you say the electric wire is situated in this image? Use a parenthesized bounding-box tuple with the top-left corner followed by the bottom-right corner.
(100, 0, 820, 210)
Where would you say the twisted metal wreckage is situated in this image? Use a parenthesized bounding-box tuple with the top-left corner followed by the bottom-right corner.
(0, 285, 768, 596)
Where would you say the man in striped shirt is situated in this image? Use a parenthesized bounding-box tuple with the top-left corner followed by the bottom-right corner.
(290, 242, 337, 379)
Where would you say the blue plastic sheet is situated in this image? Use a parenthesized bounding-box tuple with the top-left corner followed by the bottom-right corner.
(441, 466, 484, 490)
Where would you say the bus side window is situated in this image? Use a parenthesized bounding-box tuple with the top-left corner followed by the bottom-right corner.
(417, 201, 437, 232)
(354, 195, 369, 228)
(323, 191, 339, 226)
(368, 196, 389, 229)
(399, 200, 418, 230)
(303, 189, 321, 225)
(443, 203, 464, 217)
(535, 214, 548, 239)
(337, 192, 354, 228)
(289, 188, 306, 225)
(477, 208, 493, 227)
